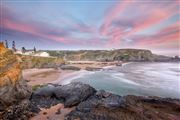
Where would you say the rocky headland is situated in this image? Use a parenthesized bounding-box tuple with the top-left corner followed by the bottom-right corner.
(45, 49, 178, 62)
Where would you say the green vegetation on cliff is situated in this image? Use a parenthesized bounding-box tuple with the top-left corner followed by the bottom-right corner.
(45, 49, 154, 61)
(17, 55, 65, 69)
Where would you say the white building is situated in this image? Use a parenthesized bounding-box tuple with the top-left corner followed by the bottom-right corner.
(33, 52, 50, 57)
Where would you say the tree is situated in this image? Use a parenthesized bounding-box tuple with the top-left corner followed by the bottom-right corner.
(22, 47, 26, 53)
(12, 41, 16, 52)
(5, 40, 8, 48)
(34, 46, 36, 53)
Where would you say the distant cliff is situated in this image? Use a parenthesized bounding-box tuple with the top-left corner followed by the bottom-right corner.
(46, 49, 159, 61)
(0, 43, 31, 108)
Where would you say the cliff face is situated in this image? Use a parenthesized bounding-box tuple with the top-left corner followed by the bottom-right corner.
(46, 49, 154, 61)
(0, 43, 31, 107)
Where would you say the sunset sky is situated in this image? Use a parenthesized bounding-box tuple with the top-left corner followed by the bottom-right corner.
(0, 0, 179, 56)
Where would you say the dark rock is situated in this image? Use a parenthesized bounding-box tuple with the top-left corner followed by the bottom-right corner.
(31, 82, 96, 108)
(54, 82, 96, 107)
(0, 100, 39, 120)
(55, 108, 61, 114)
(32, 85, 56, 98)
(43, 112, 47, 115)
(60, 65, 81, 71)
(66, 94, 180, 120)
(85, 67, 102, 71)
(30, 85, 62, 108)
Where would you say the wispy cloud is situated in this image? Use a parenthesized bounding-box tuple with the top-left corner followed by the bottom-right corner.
(1, 1, 179, 55)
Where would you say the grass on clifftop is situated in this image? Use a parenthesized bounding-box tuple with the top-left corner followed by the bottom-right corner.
(17, 55, 65, 69)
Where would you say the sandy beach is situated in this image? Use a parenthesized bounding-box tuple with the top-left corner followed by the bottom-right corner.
(30, 104, 75, 120)
(22, 61, 119, 86)
(23, 68, 75, 86)
(68, 60, 120, 69)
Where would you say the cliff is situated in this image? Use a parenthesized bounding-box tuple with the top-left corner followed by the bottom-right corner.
(46, 49, 155, 61)
(16, 55, 65, 69)
(0, 43, 31, 107)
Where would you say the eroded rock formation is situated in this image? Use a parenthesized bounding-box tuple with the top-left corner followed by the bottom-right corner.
(0, 43, 32, 118)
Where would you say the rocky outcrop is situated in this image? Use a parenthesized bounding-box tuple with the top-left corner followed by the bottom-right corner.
(0, 100, 39, 120)
(30, 82, 180, 120)
(54, 82, 96, 107)
(85, 67, 102, 71)
(31, 82, 96, 108)
(60, 65, 81, 71)
(0, 43, 31, 110)
(66, 90, 180, 120)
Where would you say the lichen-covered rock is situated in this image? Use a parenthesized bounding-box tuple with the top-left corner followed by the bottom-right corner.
(0, 43, 32, 107)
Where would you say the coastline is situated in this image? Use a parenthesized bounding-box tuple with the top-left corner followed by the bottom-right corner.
(23, 61, 123, 86)
(22, 62, 180, 99)
(23, 68, 74, 86)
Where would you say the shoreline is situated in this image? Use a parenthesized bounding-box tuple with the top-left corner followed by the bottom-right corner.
(23, 68, 75, 86)
(23, 62, 180, 99)
(22, 61, 125, 86)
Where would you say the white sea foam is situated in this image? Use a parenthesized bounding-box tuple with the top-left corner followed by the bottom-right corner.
(55, 62, 180, 98)
(57, 70, 95, 85)
(112, 74, 140, 86)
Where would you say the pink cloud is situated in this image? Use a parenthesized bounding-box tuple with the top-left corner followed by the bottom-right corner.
(3, 19, 70, 43)
(100, 1, 132, 36)
(102, 1, 179, 49)
(132, 22, 179, 48)
(126, 3, 179, 36)
(0, 6, 75, 44)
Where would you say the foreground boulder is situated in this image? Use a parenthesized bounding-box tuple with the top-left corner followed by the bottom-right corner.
(31, 82, 96, 108)
(54, 82, 96, 107)
(31, 84, 62, 108)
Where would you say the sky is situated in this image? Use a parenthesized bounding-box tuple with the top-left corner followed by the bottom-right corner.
(0, 0, 179, 56)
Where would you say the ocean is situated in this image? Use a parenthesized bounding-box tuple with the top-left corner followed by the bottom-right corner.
(61, 62, 180, 98)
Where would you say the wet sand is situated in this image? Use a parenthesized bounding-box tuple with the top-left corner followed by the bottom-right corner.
(30, 104, 75, 120)
(22, 61, 118, 86)
(23, 68, 75, 86)
(68, 60, 120, 69)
